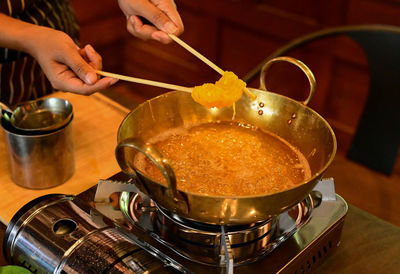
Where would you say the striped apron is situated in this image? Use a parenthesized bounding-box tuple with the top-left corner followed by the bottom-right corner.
(0, 0, 79, 106)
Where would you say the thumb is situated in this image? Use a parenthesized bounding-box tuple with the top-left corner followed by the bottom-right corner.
(64, 51, 97, 85)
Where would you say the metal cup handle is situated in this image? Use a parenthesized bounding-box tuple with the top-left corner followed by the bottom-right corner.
(259, 56, 316, 106)
(115, 138, 189, 213)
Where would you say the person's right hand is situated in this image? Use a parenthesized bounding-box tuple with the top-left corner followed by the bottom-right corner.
(117, 0, 184, 44)
(26, 27, 117, 95)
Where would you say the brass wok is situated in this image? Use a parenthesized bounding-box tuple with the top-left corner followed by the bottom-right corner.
(115, 57, 336, 225)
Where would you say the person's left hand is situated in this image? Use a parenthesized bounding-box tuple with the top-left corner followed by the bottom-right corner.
(117, 0, 184, 43)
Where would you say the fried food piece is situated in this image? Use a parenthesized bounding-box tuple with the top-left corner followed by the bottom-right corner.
(192, 71, 247, 109)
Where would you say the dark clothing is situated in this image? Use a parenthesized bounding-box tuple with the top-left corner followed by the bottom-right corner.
(0, 0, 79, 105)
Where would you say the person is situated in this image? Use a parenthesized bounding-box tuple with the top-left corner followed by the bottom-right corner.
(0, 0, 184, 106)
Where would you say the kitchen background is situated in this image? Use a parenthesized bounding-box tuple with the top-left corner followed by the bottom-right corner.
(70, 0, 400, 226)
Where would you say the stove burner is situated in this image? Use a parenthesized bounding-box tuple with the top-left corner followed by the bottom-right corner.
(158, 205, 274, 233)
(155, 205, 277, 266)
(128, 190, 156, 223)
(124, 192, 314, 267)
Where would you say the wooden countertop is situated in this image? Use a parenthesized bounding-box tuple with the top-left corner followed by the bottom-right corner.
(0, 92, 130, 225)
(314, 204, 400, 273)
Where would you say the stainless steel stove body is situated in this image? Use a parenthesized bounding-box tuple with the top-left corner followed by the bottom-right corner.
(95, 177, 347, 273)
(3, 178, 347, 274)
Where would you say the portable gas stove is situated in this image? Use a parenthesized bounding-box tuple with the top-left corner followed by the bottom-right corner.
(94, 176, 347, 273)
(4, 176, 347, 274)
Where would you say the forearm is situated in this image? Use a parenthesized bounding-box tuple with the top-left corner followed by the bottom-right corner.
(0, 13, 44, 55)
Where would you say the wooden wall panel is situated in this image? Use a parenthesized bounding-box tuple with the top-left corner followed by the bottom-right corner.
(253, 0, 348, 26)
(70, 0, 127, 73)
(218, 22, 282, 78)
(347, 0, 400, 24)
(70, 0, 120, 25)
(178, 0, 321, 40)
(78, 16, 126, 47)
(69, 0, 400, 174)
(326, 59, 369, 129)
(328, 36, 367, 65)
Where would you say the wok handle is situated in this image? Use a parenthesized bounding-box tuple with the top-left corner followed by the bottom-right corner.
(115, 138, 189, 213)
(259, 56, 316, 106)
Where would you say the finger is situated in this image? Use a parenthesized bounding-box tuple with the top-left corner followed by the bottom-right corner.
(61, 50, 98, 85)
(128, 15, 171, 43)
(151, 0, 184, 35)
(133, 0, 178, 34)
(79, 77, 119, 95)
(78, 48, 86, 57)
(151, 30, 172, 44)
(126, 15, 150, 40)
(78, 48, 89, 62)
(84, 44, 103, 70)
(127, 15, 159, 41)
(55, 73, 118, 95)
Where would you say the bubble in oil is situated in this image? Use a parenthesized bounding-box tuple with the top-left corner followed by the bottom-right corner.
(258, 110, 264, 115)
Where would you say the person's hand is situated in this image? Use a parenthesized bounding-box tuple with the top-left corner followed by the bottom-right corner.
(26, 27, 118, 95)
(117, 0, 184, 44)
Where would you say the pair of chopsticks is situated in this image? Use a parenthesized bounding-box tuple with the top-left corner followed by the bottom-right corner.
(97, 34, 256, 100)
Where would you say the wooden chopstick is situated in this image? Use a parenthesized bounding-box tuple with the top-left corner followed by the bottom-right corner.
(168, 34, 225, 75)
(96, 70, 193, 93)
(168, 34, 257, 100)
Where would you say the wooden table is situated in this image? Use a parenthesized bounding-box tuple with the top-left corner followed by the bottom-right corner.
(315, 205, 400, 273)
(0, 92, 130, 225)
